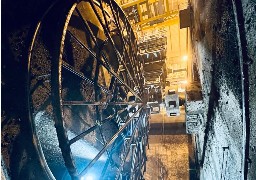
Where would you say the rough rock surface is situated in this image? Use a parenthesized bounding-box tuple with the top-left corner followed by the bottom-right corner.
(191, 0, 256, 179)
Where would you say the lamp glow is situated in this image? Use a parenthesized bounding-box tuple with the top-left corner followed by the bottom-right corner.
(81, 174, 94, 180)
(182, 55, 188, 61)
(180, 80, 188, 84)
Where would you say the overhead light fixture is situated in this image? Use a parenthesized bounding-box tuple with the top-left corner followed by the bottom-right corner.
(182, 55, 188, 61)
(180, 80, 188, 84)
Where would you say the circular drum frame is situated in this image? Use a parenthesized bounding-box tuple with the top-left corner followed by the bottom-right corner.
(27, 0, 149, 179)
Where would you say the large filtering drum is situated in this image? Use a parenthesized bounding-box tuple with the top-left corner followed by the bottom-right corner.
(27, 0, 149, 179)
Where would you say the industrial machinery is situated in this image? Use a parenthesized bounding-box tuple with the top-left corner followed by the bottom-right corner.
(22, 0, 150, 179)
(140, 33, 167, 108)
(165, 89, 180, 116)
(118, 0, 192, 117)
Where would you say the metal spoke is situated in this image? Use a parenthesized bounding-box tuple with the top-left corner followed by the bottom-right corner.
(98, 0, 112, 34)
(78, 105, 143, 178)
(88, 0, 138, 89)
(98, 0, 132, 69)
(107, 0, 140, 88)
(67, 30, 142, 102)
(115, 7, 138, 66)
(62, 59, 111, 94)
(68, 114, 115, 145)
(115, 120, 139, 179)
(112, 7, 144, 93)
(75, 7, 112, 70)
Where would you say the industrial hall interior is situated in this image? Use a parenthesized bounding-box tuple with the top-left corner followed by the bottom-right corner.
(1, 0, 256, 179)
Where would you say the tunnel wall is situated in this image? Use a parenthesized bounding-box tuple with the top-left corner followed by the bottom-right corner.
(242, 0, 256, 179)
(190, 0, 256, 179)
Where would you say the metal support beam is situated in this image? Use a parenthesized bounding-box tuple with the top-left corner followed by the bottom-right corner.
(141, 17, 178, 30)
(136, 11, 179, 26)
(121, 0, 147, 9)
(121, 0, 180, 30)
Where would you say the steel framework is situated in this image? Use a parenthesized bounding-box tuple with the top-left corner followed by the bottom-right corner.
(27, 0, 149, 179)
(120, 0, 188, 30)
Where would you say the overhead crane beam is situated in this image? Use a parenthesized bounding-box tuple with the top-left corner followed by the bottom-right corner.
(141, 16, 179, 31)
(121, 0, 147, 9)
(136, 11, 179, 26)
(121, 0, 180, 30)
